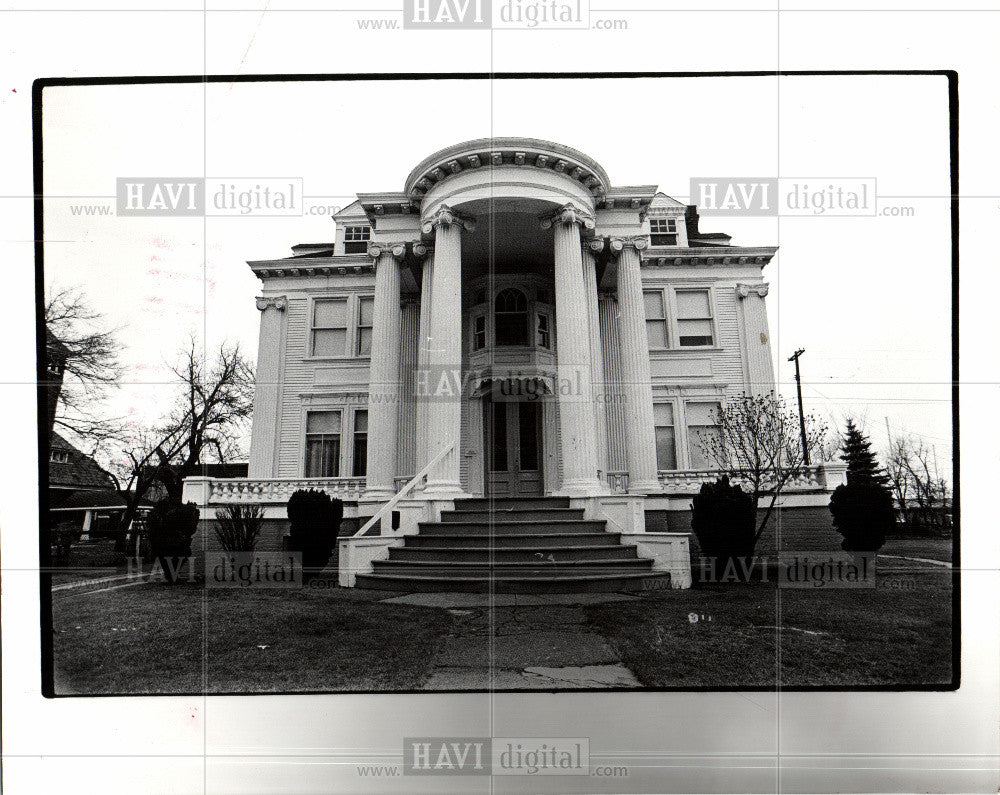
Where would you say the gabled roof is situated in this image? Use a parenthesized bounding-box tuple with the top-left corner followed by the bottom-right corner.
(49, 431, 116, 491)
(332, 200, 366, 221)
(648, 192, 688, 210)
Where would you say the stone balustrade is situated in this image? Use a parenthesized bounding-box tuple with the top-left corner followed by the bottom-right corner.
(657, 462, 846, 494)
(185, 476, 367, 505)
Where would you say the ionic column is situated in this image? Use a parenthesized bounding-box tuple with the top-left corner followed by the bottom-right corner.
(599, 291, 628, 474)
(611, 236, 661, 493)
(397, 296, 420, 480)
(542, 203, 602, 495)
(414, 248, 434, 473)
(583, 239, 610, 487)
(736, 283, 775, 395)
(364, 243, 405, 499)
(421, 206, 474, 496)
(248, 295, 287, 478)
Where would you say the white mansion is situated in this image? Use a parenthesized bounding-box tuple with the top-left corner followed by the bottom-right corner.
(184, 138, 845, 591)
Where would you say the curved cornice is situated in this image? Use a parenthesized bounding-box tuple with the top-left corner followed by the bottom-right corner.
(404, 137, 612, 200)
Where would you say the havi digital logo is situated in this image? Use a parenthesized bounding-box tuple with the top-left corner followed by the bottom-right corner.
(403, 0, 490, 28)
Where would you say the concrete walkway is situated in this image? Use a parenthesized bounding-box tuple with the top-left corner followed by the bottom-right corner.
(379, 592, 643, 690)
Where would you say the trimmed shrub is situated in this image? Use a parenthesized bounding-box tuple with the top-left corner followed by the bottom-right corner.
(829, 482, 893, 552)
(690, 476, 757, 582)
(146, 500, 200, 583)
(287, 489, 344, 580)
(214, 504, 265, 552)
(50, 520, 79, 565)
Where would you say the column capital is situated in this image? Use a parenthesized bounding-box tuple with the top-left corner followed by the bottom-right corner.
(367, 242, 407, 261)
(736, 282, 770, 299)
(585, 237, 605, 256)
(421, 204, 476, 234)
(411, 241, 431, 259)
(608, 235, 649, 254)
(255, 295, 288, 312)
(540, 202, 596, 232)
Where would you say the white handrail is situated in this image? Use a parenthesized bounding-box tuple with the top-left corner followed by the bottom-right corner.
(354, 442, 455, 537)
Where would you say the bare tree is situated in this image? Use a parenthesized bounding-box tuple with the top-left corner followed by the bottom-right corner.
(44, 287, 124, 443)
(699, 392, 828, 546)
(96, 338, 254, 547)
(885, 436, 914, 528)
(885, 433, 951, 533)
(153, 337, 254, 501)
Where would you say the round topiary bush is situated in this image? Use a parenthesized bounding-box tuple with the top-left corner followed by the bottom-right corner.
(146, 500, 200, 583)
(287, 489, 344, 580)
(691, 476, 757, 582)
(829, 482, 894, 552)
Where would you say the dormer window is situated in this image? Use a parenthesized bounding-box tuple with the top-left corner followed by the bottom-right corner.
(343, 225, 371, 254)
(50, 450, 70, 463)
(650, 218, 678, 246)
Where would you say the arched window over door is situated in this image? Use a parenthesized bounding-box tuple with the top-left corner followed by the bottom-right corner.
(494, 288, 529, 346)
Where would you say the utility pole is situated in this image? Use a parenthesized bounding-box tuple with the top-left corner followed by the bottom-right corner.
(788, 348, 810, 465)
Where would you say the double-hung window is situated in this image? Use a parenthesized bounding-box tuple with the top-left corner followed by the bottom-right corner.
(644, 290, 668, 349)
(675, 289, 714, 347)
(305, 411, 341, 477)
(343, 225, 371, 254)
(356, 296, 374, 356)
(650, 218, 678, 246)
(352, 410, 368, 477)
(536, 313, 551, 349)
(311, 299, 348, 357)
(685, 402, 721, 469)
(653, 403, 678, 470)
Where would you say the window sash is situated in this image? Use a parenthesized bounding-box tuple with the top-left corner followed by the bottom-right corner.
(686, 402, 721, 469)
(653, 403, 677, 470)
(536, 313, 550, 348)
(473, 315, 487, 350)
(687, 427, 719, 469)
(352, 410, 368, 477)
(676, 290, 712, 319)
(344, 226, 371, 242)
(305, 436, 340, 477)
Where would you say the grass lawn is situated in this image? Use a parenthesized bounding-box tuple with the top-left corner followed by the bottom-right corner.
(585, 567, 954, 688)
(51, 583, 454, 694)
(881, 536, 953, 563)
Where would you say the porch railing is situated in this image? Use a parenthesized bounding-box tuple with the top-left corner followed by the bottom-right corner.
(354, 442, 456, 537)
(206, 476, 367, 502)
(658, 463, 844, 493)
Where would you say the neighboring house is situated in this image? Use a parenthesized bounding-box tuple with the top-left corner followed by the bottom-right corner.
(182, 137, 847, 591)
(47, 430, 131, 537)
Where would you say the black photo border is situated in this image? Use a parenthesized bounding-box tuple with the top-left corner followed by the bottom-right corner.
(32, 70, 960, 698)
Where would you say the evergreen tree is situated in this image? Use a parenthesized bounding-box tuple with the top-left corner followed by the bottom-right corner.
(840, 419, 890, 490)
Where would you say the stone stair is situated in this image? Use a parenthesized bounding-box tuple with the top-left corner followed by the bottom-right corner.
(354, 496, 671, 593)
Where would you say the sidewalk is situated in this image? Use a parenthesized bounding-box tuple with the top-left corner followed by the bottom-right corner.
(379, 592, 645, 690)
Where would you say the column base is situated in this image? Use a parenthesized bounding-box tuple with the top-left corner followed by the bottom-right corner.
(554, 478, 605, 498)
(627, 478, 664, 496)
(360, 488, 395, 505)
(420, 481, 467, 500)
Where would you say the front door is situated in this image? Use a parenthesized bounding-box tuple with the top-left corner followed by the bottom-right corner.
(484, 396, 543, 496)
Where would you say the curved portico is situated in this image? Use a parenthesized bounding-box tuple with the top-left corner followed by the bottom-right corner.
(354, 137, 665, 502)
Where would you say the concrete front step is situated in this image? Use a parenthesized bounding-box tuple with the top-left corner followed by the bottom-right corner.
(372, 560, 654, 577)
(389, 545, 639, 563)
(354, 571, 671, 594)
(418, 520, 606, 535)
(455, 497, 571, 511)
(407, 532, 620, 549)
(439, 508, 586, 522)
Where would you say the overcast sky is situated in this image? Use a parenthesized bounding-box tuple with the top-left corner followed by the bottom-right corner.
(42, 75, 953, 471)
